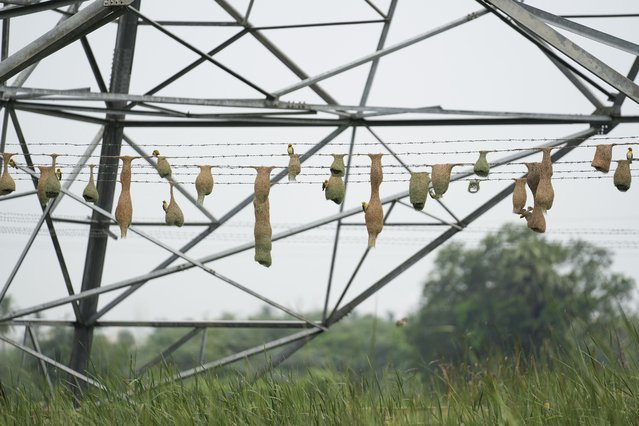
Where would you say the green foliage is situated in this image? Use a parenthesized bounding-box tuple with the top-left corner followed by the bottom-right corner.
(407, 223, 634, 364)
(4, 327, 639, 425)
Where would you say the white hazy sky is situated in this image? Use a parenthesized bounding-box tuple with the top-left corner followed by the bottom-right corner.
(1, 0, 638, 332)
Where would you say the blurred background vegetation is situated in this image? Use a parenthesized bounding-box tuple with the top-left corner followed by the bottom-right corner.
(1, 224, 637, 398)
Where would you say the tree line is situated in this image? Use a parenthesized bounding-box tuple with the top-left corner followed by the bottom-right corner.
(0, 224, 636, 395)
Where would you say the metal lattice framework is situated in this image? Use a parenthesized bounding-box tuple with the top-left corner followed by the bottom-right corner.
(0, 0, 638, 395)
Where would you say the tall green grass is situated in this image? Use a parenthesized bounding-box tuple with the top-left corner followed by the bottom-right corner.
(2, 322, 639, 425)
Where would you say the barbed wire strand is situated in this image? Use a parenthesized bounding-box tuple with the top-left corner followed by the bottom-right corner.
(2, 134, 638, 148)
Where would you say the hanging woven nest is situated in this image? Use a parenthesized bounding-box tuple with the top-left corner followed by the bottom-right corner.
(330, 154, 346, 177)
(541, 147, 553, 177)
(409, 171, 430, 211)
(82, 164, 99, 203)
(195, 165, 214, 205)
(153, 150, 172, 178)
(613, 159, 631, 192)
(473, 151, 490, 177)
(525, 162, 541, 196)
(164, 183, 184, 227)
(44, 153, 60, 199)
(591, 144, 613, 173)
(0, 153, 16, 196)
(253, 166, 274, 267)
(288, 154, 301, 182)
(115, 156, 136, 238)
(526, 204, 546, 233)
(534, 174, 554, 210)
(430, 163, 457, 199)
(254, 166, 273, 204)
(324, 175, 345, 204)
(512, 178, 527, 214)
(254, 199, 272, 267)
(365, 154, 384, 248)
(37, 166, 52, 207)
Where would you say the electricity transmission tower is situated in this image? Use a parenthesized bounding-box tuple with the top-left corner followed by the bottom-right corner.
(0, 0, 637, 395)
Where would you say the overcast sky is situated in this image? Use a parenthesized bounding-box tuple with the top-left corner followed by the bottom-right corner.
(1, 0, 638, 335)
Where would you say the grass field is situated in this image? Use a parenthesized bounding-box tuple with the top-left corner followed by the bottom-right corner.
(2, 334, 639, 426)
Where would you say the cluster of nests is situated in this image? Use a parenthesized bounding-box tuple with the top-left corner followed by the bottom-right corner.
(512, 145, 632, 234)
(0, 144, 633, 267)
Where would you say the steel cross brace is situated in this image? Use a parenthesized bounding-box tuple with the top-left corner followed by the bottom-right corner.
(0, 0, 133, 82)
(484, 0, 639, 105)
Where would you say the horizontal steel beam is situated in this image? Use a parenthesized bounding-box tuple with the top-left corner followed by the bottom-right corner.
(6, 319, 322, 328)
(117, 116, 635, 127)
(0, 0, 133, 82)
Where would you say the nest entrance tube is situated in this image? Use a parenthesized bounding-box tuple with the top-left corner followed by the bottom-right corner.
(195, 165, 214, 205)
(409, 172, 429, 211)
(0, 153, 16, 196)
(365, 154, 384, 248)
(165, 183, 184, 227)
(541, 147, 553, 176)
(288, 154, 301, 182)
(613, 160, 631, 192)
(115, 156, 136, 238)
(82, 164, 99, 203)
(253, 166, 274, 267)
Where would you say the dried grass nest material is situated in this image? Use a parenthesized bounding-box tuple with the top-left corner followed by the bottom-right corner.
(430, 163, 458, 199)
(525, 162, 541, 196)
(541, 147, 553, 177)
(82, 164, 99, 203)
(330, 154, 346, 177)
(154, 150, 172, 178)
(165, 183, 184, 227)
(0, 153, 16, 196)
(324, 175, 345, 205)
(195, 165, 214, 205)
(288, 154, 301, 182)
(512, 178, 527, 214)
(44, 153, 60, 199)
(473, 151, 490, 178)
(37, 166, 53, 207)
(253, 166, 274, 267)
(591, 144, 613, 173)
(525, 205, 546, 233)
(613, 159, 631, 192)
(409, 171, 430, 211)
(534, 174, 554, 210)
(365, 154, 384, 248)
(115, 156, 136, 238)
